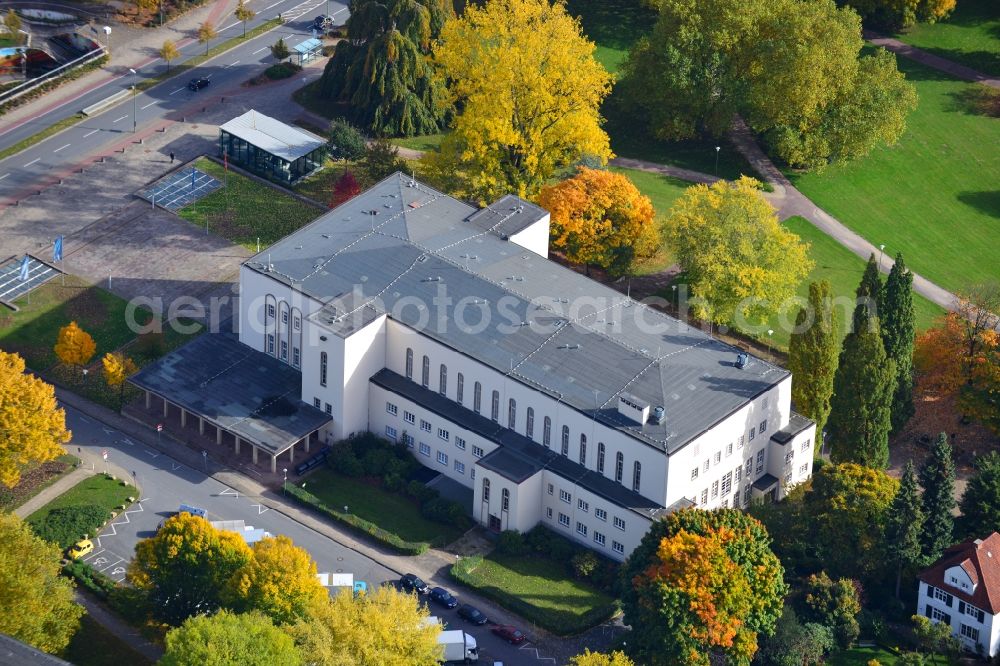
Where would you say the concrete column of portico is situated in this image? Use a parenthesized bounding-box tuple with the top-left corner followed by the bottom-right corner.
(252, 445, 258, 464)
(304, 435, 311, 453)
(271, 453, 277, 474)
(235, 437, 241, 455)
(216, 426, 223, 445)
(163, 399, 169, 418)
(180, 409, 187, 428)
(199, 418, 205, 435)
(145, 390, 151, 410)
(288, 443, 295, 463)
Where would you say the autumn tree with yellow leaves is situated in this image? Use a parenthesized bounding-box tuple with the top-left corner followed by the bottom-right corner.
(0, 351, 70, 487)
(666, 177, 812, 329)
(102, 351, 138, 410)
(425, 0, 613, 202)
(54, 321, 96, 369)
(570, 649, 635, 666)
(538, 168, 660, 278)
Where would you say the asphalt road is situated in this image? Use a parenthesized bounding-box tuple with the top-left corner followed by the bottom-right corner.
(0, 0, 344, 200)
(62, 402, 553, 665)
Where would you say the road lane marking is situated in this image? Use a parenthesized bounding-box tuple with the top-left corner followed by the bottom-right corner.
(169, 87, 185, 95)
(23, 158, 40, 167)
(113, 115, 128, 123)
(83, 129, 99, 138)
(145, 449, 160, 458)
(252, 504, 269, 514)
(220, 21, 238, 31)
(102, 428, 116, 435)
(119, 438, 135, 447)
(171, 462, 182, 470)
(264, 1, 280, 8)
(253, 47, 268, 54)
(0, 173, 8, 181)
(219, 488, 239, 498)
(224, 60, 240, 68)
(141, 101, 157, 109)
(53, 143, 71, 153)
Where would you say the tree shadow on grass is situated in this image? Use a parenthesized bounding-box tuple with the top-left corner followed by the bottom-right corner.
(917, 47, 1000, 79)
(956, 191, 1000, 219)
(946, 85, 1000, 117)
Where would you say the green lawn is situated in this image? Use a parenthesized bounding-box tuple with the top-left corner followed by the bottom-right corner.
(564, 0, 656, 74)
(62, 614, 153, 666)
(27, 473, 136, 548)
(391, 133, 446, 153)
(611, 166, 692, 274)
(826, 645, 948, 666)
(451, 552, 617, 635)
(300, 467, 464, 546)
(898, 0, 1000, 77)
(177, 157, 323, 250)
(789, 56, 1000, 294)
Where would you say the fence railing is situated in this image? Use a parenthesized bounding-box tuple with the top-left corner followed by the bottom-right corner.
(0, 45, 107, 106)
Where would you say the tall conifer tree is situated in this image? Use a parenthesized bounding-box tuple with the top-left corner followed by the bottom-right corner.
(881, 253, 915, 432)
(854, 253, 882, 333)
(788, 281, 839, 436)
(919, 432, 956, 564)
(885, 460, 924, 598)
(958, 452, 1000, 540)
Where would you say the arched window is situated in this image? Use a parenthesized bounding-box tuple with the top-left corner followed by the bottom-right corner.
(320, 352, 328, 387)
(633, 461, 641, 492)
(474, 382, 482, 413)
(491, 390, 500, 421)
(278, 301, 289, 361)
(439, 364, 447, 395)
(526, 408, 535, 439)
(405, 348, 413, 380)
(483, 478, 491, 502)
(615, 452, 624, 483)
(561, 426, 569, 456)
(543, 417, 552, 447)
(290, 307, 302, 369)
(597, 442, 605, 473)
(508, 399, 516, 429)
(421, 355, 430, 387)
(501, 488, 510, 511)
(457, 373, 464, 404)
(579, 434, 587, 465)
(264, 294, 276, 355)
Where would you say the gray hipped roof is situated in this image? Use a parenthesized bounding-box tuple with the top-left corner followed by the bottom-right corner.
(219, 110, 326, 162)
(245, 173, 789, 455)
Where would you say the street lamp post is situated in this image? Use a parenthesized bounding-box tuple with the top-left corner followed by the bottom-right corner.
(767, 329, 774, 360)
(714, 146, 721, 176)
(282, 468, 287, 495)
(129, 68, 137, 133)
(879, 243, 885, 270)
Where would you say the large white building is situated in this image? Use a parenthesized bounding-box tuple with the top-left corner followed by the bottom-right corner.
(136, 173, 815, 560)
(918, 533, 1000, 657)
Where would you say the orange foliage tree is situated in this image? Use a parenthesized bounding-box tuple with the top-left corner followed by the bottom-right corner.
(537, 167, 659, 278)
(54, 321, 96, 369)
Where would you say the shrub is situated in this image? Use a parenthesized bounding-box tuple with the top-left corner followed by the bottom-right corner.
(420, 497, 453, 523)
(31, 504, 109, 548)
(337, 451, 364, 477)
(382, 456, 410, 480)
(263, 62, 301, 80)
(382, 473, 404, 492)
(525, 525, 556, 553)
(404, 480, 439, 503)
(361, 447, 392, 477)
(327, 118, 367, 161)
(108, 586, 152, 626)
(136, 331, 166, 359)
(62, 560, 116, 599)
(571, 551, 600, 580)
(496, 530, 528, 556)
(358, 139, 408, 186)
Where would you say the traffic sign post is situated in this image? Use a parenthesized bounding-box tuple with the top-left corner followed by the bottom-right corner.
(156, 423, 163, 446)
(202, 450, 208, 472)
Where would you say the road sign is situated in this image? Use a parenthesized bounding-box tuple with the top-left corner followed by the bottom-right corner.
(101, 449, 108, 460)
(156, 423, 163, 432)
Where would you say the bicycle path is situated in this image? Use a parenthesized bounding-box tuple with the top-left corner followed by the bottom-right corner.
(865, 30, 1000, 90)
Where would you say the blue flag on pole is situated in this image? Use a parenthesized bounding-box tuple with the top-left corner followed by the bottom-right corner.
(191, 169, 196, 190)
(18, 256, 29, 281)
(53, 236, 63, 262)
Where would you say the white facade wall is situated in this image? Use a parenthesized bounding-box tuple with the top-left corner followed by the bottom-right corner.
(508, 215, 551, 258)
(918, 581, 999, 657)
(238, 266, 323, 355)
(473, 468, 544, 534)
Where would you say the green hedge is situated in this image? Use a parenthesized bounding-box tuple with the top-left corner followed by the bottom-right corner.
(285, 484, 428, 555)
(63, 560, 117, 600)
(32, 504, 108, 549)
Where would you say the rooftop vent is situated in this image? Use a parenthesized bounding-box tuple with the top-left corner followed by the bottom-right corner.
(650, 406, 665, 425)
(735, 352, 750, 369)
(618, 393, 650, 425)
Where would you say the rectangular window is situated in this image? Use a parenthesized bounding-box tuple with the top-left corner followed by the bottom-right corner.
(737, 435, 745, 449)
(456, 374, 464, 404)
(267, 334, 275, 354)
(930, 607, 949, 623)
(756, 450, 765, 474)
(595, 508, 607, 521)
(726, 442, 733, 457)
(577, 522, 588, 536)
(325, 403, 332, 415)
(736, 465, 742, 483)
(471, 468, 475, 481)
(749, 427, 756, 441)
(784, 472, 792, 486)
(292, 348, 300, 368)
(711, 480, 719, 498)
(801, 438, 811, 452)
(419, 443, 431, 457)
(385, 426, 398, 440)
(799, 463, 809, 475)
(559, 513, 570, 527)
(578, 499, 589, 513)
(745, 459, 753, 477)
(402, 433, 414, 448)
(594, 532, 606, 546)
(613, 516, 625, 531)
(759, 419, 767, 434)
(455, 437, 466, 451)
(454, 461, 465, 474)
(293, 317, 300, 331)
(420, 419, 432, 432)
(404, 411, 415, 425)
(721, 497, 728, 508)
(744, 484, 752, 504)
(280, 340, 288, 360)
(437, 451, 448, 466)
(612, 541, 625, 555)
(281, 310, 288, 324)
(933, 587, 952, 604)
(386, 402, 397, 415)
(267, 304, 275, 319)
(472, 446, 484, 458)
(714, 451, 721, 465)
(546, 507, 552, 519)
(691, 467, 699, 480)
(313, 398, 321, 409)
(960, 624, 979, 641)
(703, 459, 710, 472)
(438, 428, 449, 441)
(785, 450, 794, 465)
(701, 489, 708, 505)
(721, 472, 733, 496)
(547, 483, 554, 495)
(559, 489, 571, 504)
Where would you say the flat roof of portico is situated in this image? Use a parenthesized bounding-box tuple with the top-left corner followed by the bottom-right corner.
(129, 333, 330, 455)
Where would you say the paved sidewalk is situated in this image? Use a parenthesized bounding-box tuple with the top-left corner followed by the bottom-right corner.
(75, 590, 164, 663)
(13, 466, 94, 518)
(865, 30, 1000, 90)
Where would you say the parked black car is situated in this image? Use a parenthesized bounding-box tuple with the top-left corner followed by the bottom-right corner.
(399, 573, 429, 595)
(188, 77, 210, 91)
(457, 604, 488, 625)
(312, 14, 332, 29)
(429, 586, 458, 609)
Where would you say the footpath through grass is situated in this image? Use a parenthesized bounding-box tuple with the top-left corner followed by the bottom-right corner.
(0, 454, 79, 513)
(898, 0, 1000, 77)
(177, 157, 323, 250)
(27, 473, 136, 548)
(451, 552, 617, 635)
(789, 56, 1000, 294)
(62, 614, 154, 666)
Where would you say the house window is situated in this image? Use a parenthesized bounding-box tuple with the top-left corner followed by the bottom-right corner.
(421, 355, 429, 388)
(785, 450, 794, 465)
(612, 541, 625, 555)
(439, 364, 447, 395)
(714, 451, 721, 465)
(744, 485, 752, 504)
(598, 442, 605, 473)
(749, 426, 756, 441)
(721, 497, 728, 508)
(325, 403, 332, 415)
(438, 428, 449, 441)
(632, 461, 641, 492)
(508, 398, 516, 429)
(745, 459, 753, 477)
(579, 435, 587, 465)
(491, 391, 500, 421)
(471, 468, 475, 481)
(386, 402, 398, 415)
(319, 351, 327, 386)
(546, 507, 553, 519)
(615, 452, 624, 483)
(721, 471, 732, 496)
(703, 459, 710, 472)
(404, 411, 415, 425)
(293, 316, 300, 331)
(474, 382, 482, 413)
(501, 488, 510, 511)
(403, 433, 414, 448)
(280, 340, 288, 361)
(420, 419, 431, 432)
(759, 419, 767, 434)
(419, 443, 431, 457)
(543, 417, 552, 447)
(457, 373, 464, 404)
(701, 489, 708, 505)
(691, 467, 699, 480)
(558, 513, 570, 527)
(726, 442, 733, 457)
(595, 508, 607, 521)
(559, 489, 571, 504)
(933, 587, 952, 604)
(577, 522, 587, 536)
(960, 624, 979, 641)
(313, 398, 321, 408)
(456, 437, 466, 451)
(547, 483, 554, 495)
(736, 465, 743, 483)
(799, 463, 809, 475)
(756, 450, 765, 474)
(712, 480, 719, 498)
(292, 348, 300, 368)
(801, 438, 811, 452)
(526, 408, 535, 439)
(385, 426, 397, 440)
(454, 461, 465, 474)
(737, 435, 745, 449)
(930, 607, 949, 623)
(483, 478, 490, 501)
(578, 499, 589, 512)
(472, 446, 484, 458)
(281, 310, 288, 324)
(561, 426, 570, 456)
(267, 304, 275, 319)
(405, 348, 413, 379)
(594, 532, 606, 546)
(613, 516, 625, 531)
(268, 334, 275, 354)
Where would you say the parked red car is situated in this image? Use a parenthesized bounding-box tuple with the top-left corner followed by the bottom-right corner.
(491, 625, 526, 644)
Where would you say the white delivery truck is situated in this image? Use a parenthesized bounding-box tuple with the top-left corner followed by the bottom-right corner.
(316, 572, 368, 595)
(438, 629, 479, 663)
